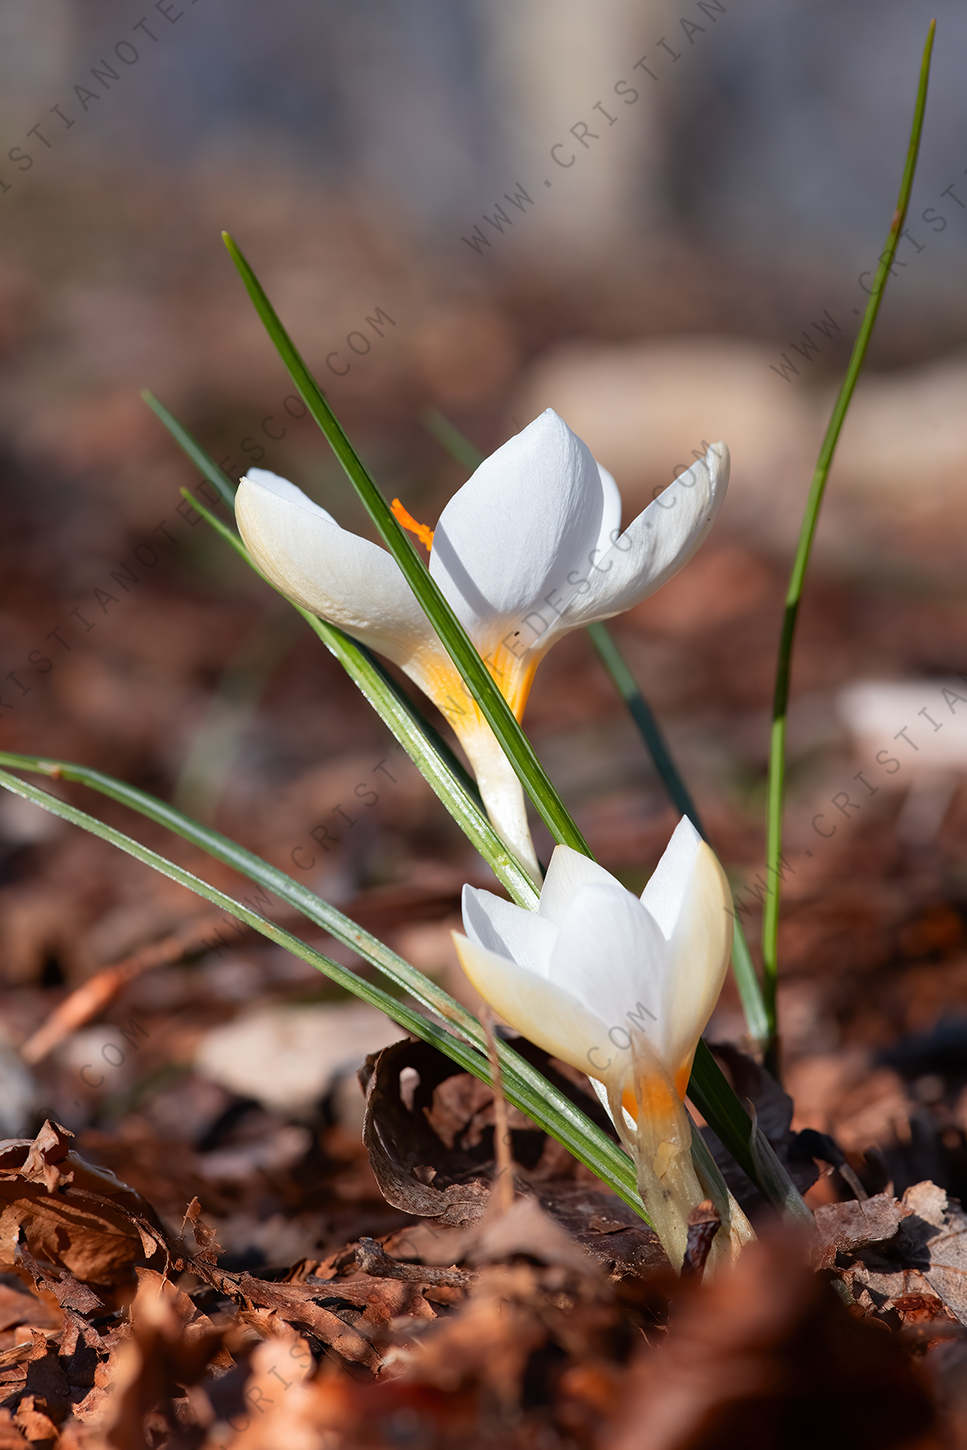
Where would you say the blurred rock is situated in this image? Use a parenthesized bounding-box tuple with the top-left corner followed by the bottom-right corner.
(838, 680, 967, 772)
(517, 338, 967, 569)
(194, 1000, 401, 1118)
(517, 336, 819, 551)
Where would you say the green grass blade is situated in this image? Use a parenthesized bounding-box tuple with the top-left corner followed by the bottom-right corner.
(761, 21, 936, 1075)
(0, 748, 771, 1204)
(142, 396, 798, 1212)
(186, 487, 539, 910)
(586, 621, 769, 1047)
(0, 761, 645, 1215)
(419, 412, 771, 1050)
(222, 232, 590, 857)
(421, 408, 486, 473)
(142, 389, 537, 907)
(143, 391, 237, 510)
(586, 621, 700, 823)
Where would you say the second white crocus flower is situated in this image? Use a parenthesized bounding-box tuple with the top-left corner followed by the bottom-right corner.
(235, 410, 729, 882)
(453, 816, 751, 1270)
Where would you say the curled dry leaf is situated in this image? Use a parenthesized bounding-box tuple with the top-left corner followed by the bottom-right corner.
(360, 1039, 495, 1226)
(0, 1122, 166, 1287)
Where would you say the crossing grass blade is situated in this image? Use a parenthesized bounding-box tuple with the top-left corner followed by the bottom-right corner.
(586, 621, 770, 1048)
(141, 392, 791, 1203)
(142, 391, 539, 910)
(222, 231, 591, 857)
(420, 411, 771, 1050)
(0, 760, 645, 1215)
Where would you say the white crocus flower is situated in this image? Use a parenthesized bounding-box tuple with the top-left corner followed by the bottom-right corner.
(235, 410, 729, 883)
(452, 816, 749, 1270)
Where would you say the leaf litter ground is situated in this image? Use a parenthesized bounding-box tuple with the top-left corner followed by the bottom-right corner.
(3, 455, 967, 1444)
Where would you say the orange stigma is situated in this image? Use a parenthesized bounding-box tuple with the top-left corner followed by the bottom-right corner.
(391, 498, 434, 551)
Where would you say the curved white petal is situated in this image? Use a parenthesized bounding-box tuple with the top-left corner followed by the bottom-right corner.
(551, 883, 667, 1052)
(538, 843, 623, 926)
(640, 816, 705, 940)
(561, 443, 730, 627)
(244, 467, 340, 524)
(428, 409, 614, 649)
(461, 884, 557, 978)
(452, 932, 612, 1080)
(657, 840, 733, 1085)
(236, 470, 433, 670)
(595, 462, 623, 557)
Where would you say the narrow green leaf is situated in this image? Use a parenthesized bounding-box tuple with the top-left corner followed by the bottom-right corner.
(748, 1106, 811, 1222)
(421, 407, 486, 473)
(586, 621, 769, 1046)
(222, 231, 590, 857)
(144, 390, 536, 906)
(142, 391, 237, 510)
(0, 759, 643, 1212)
(0, 761, 645, 1215)
(688, 1039, 760, 1187)
(183, 487, 539, 910)
(761, 21, 936, 1075)
(420, 415, 771, 1049)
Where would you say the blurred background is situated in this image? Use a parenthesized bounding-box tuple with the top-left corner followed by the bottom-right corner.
(1, 0, 966, 1253)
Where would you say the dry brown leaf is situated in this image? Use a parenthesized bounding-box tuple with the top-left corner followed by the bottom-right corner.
(83, 1268, 230, 1448)
(898, 1181, 967, 1327)
(0, 1123, 165, 1287)
(812, 1193, 908, 1270)
(606, 1231, 944, 1450)
(360, 1040, 492, 1226)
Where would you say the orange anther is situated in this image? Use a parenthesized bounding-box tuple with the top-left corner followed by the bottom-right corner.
(391, 498, 434, 551)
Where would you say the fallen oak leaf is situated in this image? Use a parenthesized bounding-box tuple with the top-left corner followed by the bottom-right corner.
(0, 1409, 28, 1448)
(0, 1284, 61, 1342)
(181, 1196, 221, 1267)
(82, 1268, 230, 1449)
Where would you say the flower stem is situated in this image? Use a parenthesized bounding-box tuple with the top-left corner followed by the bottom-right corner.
(761, 21, 936, 1076)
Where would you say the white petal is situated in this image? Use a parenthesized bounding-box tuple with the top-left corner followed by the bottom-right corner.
(429, 409, 613, 647)
(640, 816, 704, 940)
(588, 1074, 637, 1132)
(235, 470, 433, 670)
(550, 883, 668, 1052)
(561, 443, 730, 627)
(538, 844, 621, 926)
(244, 467, 339, 524)
(461, 884, 556, 978)
(594, 462, 622, 557)
(657, 840, 733, 1082)
(452, 932, 612, 1079)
